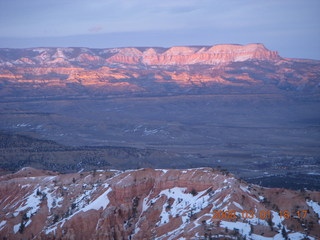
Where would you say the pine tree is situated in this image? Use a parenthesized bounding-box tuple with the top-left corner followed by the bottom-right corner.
(19, 221, 25, 233)
(281, 226, 288, 240)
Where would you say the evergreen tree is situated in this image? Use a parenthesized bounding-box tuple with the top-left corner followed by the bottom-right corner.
(281, 226, 288, 240)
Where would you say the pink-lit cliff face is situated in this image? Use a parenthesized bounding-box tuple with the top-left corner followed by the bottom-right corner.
(105, 44, 280, 65)
(0, 44, 319, 98)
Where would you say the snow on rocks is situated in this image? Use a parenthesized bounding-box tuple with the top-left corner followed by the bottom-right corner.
(0, 167, 319, 240)
(14, 188, 42, 218)
(307, 200, 320, 217)
(0, 221, 6, 231)
(82, 187, 112, 212)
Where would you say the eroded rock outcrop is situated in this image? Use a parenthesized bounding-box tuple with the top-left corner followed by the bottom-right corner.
(0, 44, 319, 99)
(106, 44, 280, 65)
(0, 168, 319, 239)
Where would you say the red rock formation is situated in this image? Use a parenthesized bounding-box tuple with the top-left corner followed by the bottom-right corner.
(0, 168, 319, 240)
(0, 44, 319, 98)
(105, 44, 280, 65)
(106, 48, 143, 65)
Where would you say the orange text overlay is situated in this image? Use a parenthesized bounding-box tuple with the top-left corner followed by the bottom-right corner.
(212, 210, 308, 220)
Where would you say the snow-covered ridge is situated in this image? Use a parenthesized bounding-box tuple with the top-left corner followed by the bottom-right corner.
(0, 167, 319, 240)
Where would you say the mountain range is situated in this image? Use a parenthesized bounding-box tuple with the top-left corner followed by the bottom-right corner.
(0, 44, 319, 99)
(0, 44, 320, 239)
(0, 43, 320, 191)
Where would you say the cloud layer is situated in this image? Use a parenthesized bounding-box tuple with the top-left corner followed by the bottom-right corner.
(0, 0, 319, 59)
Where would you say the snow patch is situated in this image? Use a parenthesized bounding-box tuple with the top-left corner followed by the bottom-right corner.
(307, 200, 320, 218)
(156, 169, 168, 174)
(220, 220, 251, 236)
(45, 224, 58, 235)
(14, 188, 42, 217)
(287, 232, 316, 240)
(43, 187, 64, 212)
(0, 221, 6, 230)
(233, 201, 243, 210)
(82, 187, 112, 212)
(43, 176, 56, 182)
(248, 195, 259, 203)
(13, 223, 20, 234)
(240, 185, 250, 193)
(144, 187, 211, 227)
(271, 211, 283, 227)
(45, 186, 112, 235)
(143, 128, 159, 136)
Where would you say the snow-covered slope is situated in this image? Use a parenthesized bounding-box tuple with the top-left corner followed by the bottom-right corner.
(0, 168, 319, 240)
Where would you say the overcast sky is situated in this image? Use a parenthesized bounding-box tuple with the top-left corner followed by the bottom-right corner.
(0, 0, 319, 59)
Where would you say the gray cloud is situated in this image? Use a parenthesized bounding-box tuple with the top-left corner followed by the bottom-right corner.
(88, 26, 103, 33)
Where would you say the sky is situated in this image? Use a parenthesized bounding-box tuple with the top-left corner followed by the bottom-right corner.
(0, 0, 319, 59)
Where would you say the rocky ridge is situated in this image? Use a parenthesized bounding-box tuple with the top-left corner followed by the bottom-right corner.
(0, 167, 319, 240)
(105, 44, 280, 65)
(0, 44, 319, 99)
(0, 44, 280, 67)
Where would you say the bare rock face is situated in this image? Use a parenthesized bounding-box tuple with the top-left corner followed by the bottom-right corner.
(105, 44, 280, 65)
(0, 44, 319, 98)
(0, 168, 319, 240)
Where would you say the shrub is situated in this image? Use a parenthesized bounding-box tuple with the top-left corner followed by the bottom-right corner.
(190, 188, 198, 196)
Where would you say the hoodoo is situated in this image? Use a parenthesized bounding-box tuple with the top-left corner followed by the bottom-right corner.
(0, 168, 319, 239)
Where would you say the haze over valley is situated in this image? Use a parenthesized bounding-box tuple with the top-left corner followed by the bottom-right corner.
(0, 44, 319, 190)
